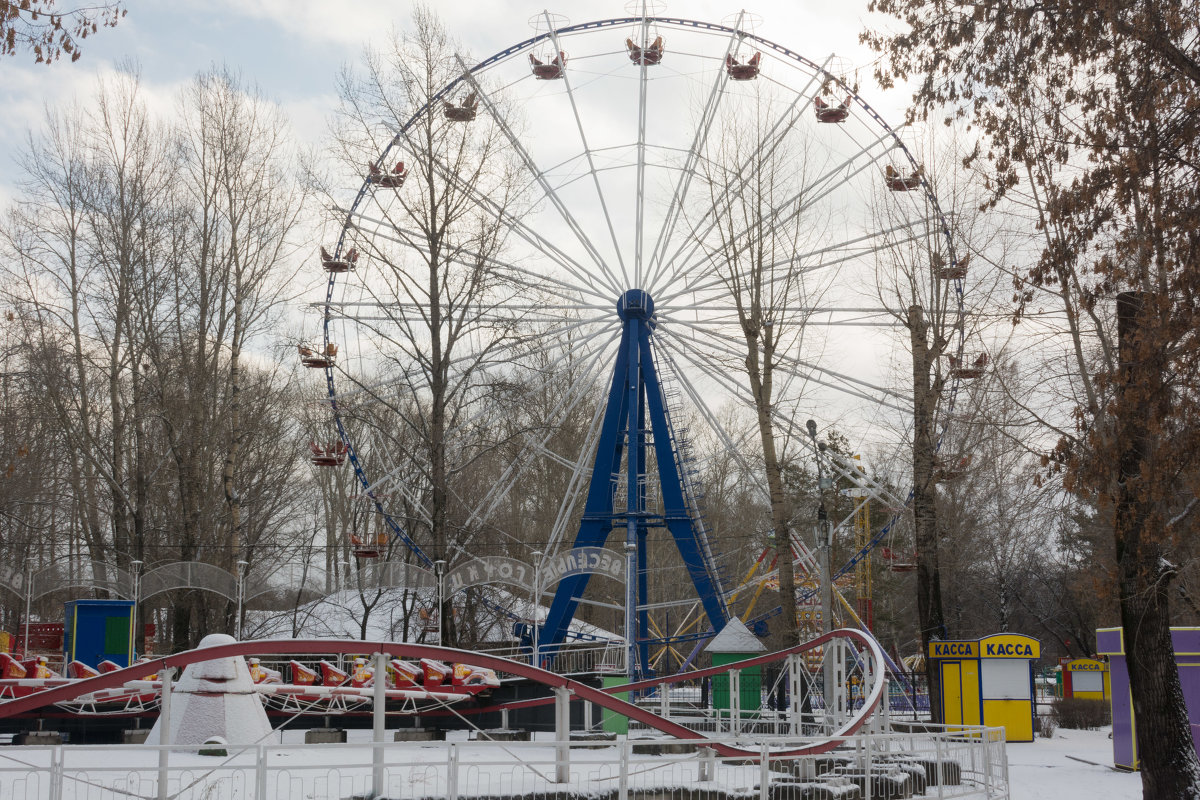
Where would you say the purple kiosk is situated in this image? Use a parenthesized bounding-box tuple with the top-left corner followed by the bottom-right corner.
(1097, 626, 1200, 770)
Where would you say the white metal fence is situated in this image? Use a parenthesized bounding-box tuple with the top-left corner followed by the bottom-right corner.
(0, 727, 1008, 800)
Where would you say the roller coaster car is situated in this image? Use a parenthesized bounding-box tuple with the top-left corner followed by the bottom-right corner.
(351, 531, 390, 558)
(1, 656, 159, 713)
(725, 52, 761, 80)
(299, 342, 338, 368)
(0, 653, 28, 680)
(321, 246, 359, 274)
(934, 253, 969, 280)
(814, 94, 851, 123)
(626, 36, 664, 65)
(444, 92, 478, 122)
(280, 656, 496, 697)
(885, 164, 922, 191)
(530, 51, 567, 79)
(319, 660, 350, 686)
(248, 658, 282, 685)
(389, 659, 422, 688)
(23, 655, 59, 679)
(368, 162, 408, 189)
(288, 660, 318, 685)
(309, 442, 347, 467)
(947, 353, 989, 379)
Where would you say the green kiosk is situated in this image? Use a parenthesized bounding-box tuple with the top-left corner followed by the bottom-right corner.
(928, 633, 1040, 742)
(706, 618, 766, 724)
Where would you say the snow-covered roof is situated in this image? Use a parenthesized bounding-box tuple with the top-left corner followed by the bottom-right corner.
(705, 617, 766, 654)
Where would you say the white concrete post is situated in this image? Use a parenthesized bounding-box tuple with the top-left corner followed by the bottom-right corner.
(49, 744, 63, 800)
(731, 668, 741, 735)
(936, 732, 945, 800)
(788, 654, 802, 734)
(759, 742, 770, 800)
(555, 686, 570, 783)
(157, 667, 174, 800)
(447, 742, 459, 800)
(372, 651, 387, 798)
(658, 682, 669, 721)
(255, 744, 268, 799)
(618, 740, 631, 800)
(699, 746, 715, 781)
(864, 726, 873, 800)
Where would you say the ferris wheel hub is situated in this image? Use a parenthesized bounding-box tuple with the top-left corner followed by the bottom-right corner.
(616, 289, 655, 322)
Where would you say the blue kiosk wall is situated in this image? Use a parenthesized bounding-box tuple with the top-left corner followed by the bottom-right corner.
(64, 599, 135, 667)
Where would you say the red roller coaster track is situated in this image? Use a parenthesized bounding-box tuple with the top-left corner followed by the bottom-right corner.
(0, 629, 883, 758)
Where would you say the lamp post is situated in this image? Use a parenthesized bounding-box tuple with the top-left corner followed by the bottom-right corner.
(131, 560, 143, 657)
(531, 551, 543, 668)
(234, 560, 248, 640)
(21, 562, 32, 660)
(807, 419, 836, 729)
(434, 560, 446, 646)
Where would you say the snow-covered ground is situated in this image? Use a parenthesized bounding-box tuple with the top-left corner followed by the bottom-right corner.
(1008, 727, 1141, 799)
(0, 723, 1148, 799)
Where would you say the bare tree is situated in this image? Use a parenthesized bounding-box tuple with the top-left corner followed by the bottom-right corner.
(688, 92, 830, 645)
(328, 6, 525, 645)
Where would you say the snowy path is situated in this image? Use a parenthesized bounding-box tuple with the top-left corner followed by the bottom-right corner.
(1007, 727, 1141, 799)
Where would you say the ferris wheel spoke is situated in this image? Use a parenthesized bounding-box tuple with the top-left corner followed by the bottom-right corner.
(660, 215, 937, 304)
(454, 330, 617, 556)
(455, 54, 625, 298)
(660, 126, 900, 292)
(463, 353, 609, 527)
(546, 17, 631, 289)
(649, 54, 837, 295)
(431, 319, 617, 445)
(390, 130, 614, 303)
(339, 204, 612, 307)
(665, 318, 911, 414)
(633, 15, 654, 288)
(659, 330, 910, 514)
(642, 15, 742, 293)
(653, 340, 770, 500)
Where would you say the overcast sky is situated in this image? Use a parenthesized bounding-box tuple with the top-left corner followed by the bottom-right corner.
(0, 1, 907, 203)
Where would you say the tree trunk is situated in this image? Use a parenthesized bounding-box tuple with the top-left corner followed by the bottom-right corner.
(1114, 292, 1200, 798)
(909, 304, 947, 724)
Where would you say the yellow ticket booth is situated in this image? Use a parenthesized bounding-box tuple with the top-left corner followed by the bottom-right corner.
(929, 633, 1040, 742)
(1063, 658, 1109, 700)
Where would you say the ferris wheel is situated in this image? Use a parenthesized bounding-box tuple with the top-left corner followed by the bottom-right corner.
(307, 8, 970, 673)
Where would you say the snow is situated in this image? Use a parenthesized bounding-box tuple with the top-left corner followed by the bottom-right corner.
(0, 723, 1149, 799)
(1008, 727, 1141, 799)
(144, 634, 275, 747)
(246, 587, 621, 644)
(706, 617, 767, 654)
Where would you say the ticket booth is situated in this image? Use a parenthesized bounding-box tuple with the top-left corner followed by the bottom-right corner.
(1062, 658, 1109, 700)
(1097, 626, 1200, 770)
(928, 633, 1040, 742)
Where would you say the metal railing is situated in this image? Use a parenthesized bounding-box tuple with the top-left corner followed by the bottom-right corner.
(0, 726, 1008, 800)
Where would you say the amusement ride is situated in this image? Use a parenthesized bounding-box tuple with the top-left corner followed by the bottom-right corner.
(0, 7, 983, 769)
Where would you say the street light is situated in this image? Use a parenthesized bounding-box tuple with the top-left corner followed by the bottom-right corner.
(434, 560, 447, 646)
(807, 419, 836, 730)
(530, 551, 543, 669)
(234, 560, 249, 640)
(131, 560, 143, 657)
